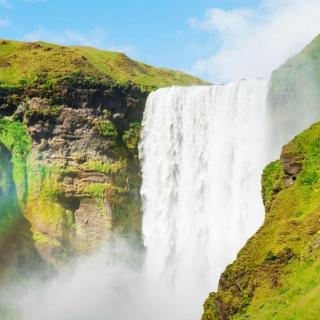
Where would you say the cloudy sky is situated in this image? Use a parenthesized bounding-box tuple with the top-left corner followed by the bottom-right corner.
(0, 0, 320, 82)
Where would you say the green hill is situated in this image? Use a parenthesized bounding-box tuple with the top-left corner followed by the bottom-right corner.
(0, 39, 206, 91)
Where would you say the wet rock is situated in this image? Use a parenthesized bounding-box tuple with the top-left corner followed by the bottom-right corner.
(281, 152, 303, 187)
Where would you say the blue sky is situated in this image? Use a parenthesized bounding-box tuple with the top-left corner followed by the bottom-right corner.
(0, 0, 320, 82)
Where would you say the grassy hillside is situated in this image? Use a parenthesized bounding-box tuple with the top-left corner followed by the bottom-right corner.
(270, 34, 320, 102)
(269, 34, 320, 146)
(0, 39, 206, 91)
(202, 34, 320, 320)
(202, 122, 320, 319)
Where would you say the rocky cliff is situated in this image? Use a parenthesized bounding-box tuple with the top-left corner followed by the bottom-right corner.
(0, 39, 206, 271)
(202, 35, 320, 320)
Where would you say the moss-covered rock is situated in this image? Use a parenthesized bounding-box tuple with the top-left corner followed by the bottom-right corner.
(0, 38, 206, 270)
(0, 141, 43, 280)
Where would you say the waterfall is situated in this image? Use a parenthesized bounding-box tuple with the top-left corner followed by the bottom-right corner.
(10, 78, 320, 320)
(139, 79, 271, 319)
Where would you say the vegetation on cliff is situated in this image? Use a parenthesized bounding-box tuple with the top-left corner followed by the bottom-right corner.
(0, 38, 206, 269)
(202, 122, 320, 320)
(0, 140, 43, 279)
(201, 34, 320, 320)
(0, 119, 31, 202)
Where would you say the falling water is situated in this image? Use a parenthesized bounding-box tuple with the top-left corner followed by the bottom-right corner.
(139, 79, 271, 319)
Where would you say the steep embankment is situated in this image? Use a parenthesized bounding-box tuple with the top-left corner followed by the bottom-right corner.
(202, 122, 320, 320)
(0, 39, 206, 270)
(202, 35, 320, 320)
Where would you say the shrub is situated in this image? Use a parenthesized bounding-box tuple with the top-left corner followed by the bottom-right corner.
(98, 120, 117, 138)
(122, 122, 141, 150)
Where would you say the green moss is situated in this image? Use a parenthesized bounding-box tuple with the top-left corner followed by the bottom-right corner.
(0, 143, 20, 231)
(56, 165, 79, 175)
(107, 172, 141, 234)
(24, 102, 62, 120)
(265, 250, 277, 261)
(97, 120, 118, 138)
(243, 254, 320, 319)
(0, 119, 31, 203)
(81, 160, 125, 174)
(81, 183, 109, 198)
(26, 162, 74, 239)
(0, 119, 31, 156)
(284, 123, 320, 189)
(33, 231, 62, 249)
(122, 122, 141, 151)
(262, 160, 285, 211)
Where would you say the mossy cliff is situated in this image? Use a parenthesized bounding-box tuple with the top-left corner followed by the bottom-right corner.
(0, 39, 206, 269)
(202, 35, 320, 320)
(202, 122, 320, 320)
(0, 138, 43, 277)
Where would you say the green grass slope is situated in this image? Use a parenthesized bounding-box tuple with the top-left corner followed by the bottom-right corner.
(0, 39, 206, 91)
(202, 122, 320, 320)
(270, 34, 320, 104)
(269, 34, 320, 146)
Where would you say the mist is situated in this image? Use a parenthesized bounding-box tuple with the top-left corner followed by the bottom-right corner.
(0, 236, 205, 320)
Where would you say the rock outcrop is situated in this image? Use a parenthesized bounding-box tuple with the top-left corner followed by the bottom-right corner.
(0, 39, 206, 270)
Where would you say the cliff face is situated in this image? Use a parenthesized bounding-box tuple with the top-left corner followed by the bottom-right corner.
(0, 39, 206, 269)
(202, 35, 320, 320)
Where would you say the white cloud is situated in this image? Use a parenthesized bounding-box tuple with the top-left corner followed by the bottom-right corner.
(23, 26, 137, 57)
(190, 0, 320, 83)
(189, 8, 253, 33)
